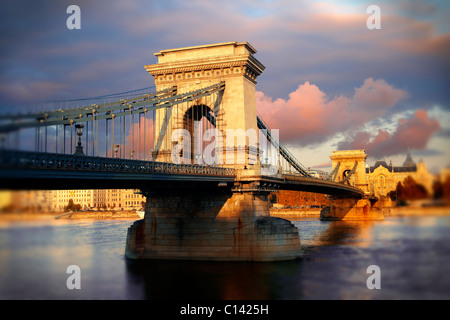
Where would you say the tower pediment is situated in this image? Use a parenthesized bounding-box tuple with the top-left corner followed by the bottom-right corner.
(145, 41, 265, 85)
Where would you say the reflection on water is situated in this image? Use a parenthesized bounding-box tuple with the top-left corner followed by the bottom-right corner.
(1, 215, 450, 299)
(126, 259, 299, 300)
(299, 219, 376, 247)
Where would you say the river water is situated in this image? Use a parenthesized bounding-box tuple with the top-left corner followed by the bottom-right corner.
(0, 215, 450, 300)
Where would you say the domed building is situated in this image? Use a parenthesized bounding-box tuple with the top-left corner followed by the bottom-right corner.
(402, 151, 416, 167)
(365, 151, 434, 198)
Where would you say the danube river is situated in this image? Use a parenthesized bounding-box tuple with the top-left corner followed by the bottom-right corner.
(1, 214, 450, 300)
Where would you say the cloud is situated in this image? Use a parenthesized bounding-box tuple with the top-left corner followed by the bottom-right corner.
(398, 0, 436, 16)
(256, 77, 407, 146)
(337, 109, 441, 158)
(1, 0, 448, 112)
(310, 162, 332, 169)
(0, 80, 67, 104)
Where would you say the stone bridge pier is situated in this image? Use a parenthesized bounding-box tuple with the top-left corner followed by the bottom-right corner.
(320, 150, 385, 221)
(125, 172, 302, 261)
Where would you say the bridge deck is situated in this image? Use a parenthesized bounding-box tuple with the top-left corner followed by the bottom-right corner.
(0, 150, 364, 198)
(233, 171, 364, 198)
(0, 150, 235, 190)
(280, 174, 364, 197)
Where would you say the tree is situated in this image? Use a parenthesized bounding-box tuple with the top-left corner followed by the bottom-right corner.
(64, 199, 73, 212)
(443, 176, 450, 202)
(388, 186, 398, 202)
(396, 176, 428, 201)
(64, 199, 79, 212)
(432, 180, 443, 200)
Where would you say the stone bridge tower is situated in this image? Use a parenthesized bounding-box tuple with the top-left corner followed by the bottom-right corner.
(330, 149, 368, 192)
(321, 149, 385, 221)
(144, 42, 265, 168)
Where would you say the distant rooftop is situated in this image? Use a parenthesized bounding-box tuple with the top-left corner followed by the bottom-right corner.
(366, 152, 417, 174)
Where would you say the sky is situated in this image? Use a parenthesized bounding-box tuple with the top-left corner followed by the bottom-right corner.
(0, 0, 449, 173)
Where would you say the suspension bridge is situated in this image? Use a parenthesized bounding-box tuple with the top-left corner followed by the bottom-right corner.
(0, 42, 382, 261)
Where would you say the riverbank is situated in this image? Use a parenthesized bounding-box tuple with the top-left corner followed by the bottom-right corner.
(2, 205, 449, 222)
(269, 205, 450, 219)
(55, 210, 141, 219)
(387, 205, 450, 216)
(0, 210, 141, 221)
(270, 208, 321, 219)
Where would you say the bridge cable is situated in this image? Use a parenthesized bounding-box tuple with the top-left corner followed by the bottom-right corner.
(341, 161, 358, 185)
(256, 113, 311, 177)
(326, 162, 340, 181)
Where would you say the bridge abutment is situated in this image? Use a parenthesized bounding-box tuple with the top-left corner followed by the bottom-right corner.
(125, 178, 302, 261)
(320, 196, 385, 221)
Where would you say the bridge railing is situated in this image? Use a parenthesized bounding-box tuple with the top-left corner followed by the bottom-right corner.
(0, 150, 236, 177)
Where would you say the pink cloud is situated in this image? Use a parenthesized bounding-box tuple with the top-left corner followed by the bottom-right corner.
(311, 162, 332, 169)
(256, 78, 407, 145)
(338, 109, 441, 158)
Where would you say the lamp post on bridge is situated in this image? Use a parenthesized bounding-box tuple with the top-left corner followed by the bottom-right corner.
(74, 124, 85, 156)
